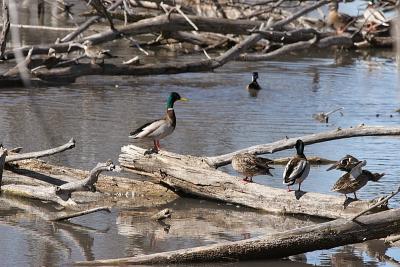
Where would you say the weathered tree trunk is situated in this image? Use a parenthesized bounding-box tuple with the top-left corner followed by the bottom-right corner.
(75, 207, 400, 266)
(2, 160, 115, 208)
(119, 125, 400, 219)
(119, 145, 385, 219)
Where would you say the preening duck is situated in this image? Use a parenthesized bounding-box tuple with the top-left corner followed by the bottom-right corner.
(331, 160, 384, 200)
(283, 139, 310, 192)
(363, 0, 389, 31)
(129, 92, 188, 153)
(326, 154, 360, 172)
(232, 153, 274, 183)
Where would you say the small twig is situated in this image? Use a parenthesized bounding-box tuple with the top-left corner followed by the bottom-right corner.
(202, 48, 212, 59)
(50, 206, 111, 221)
(351, 186, 400, 221)
(175, 5, 198, 31)
(125, 36, 149, 56)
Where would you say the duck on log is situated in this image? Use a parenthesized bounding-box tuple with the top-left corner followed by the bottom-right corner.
(119, 125, 400, 219)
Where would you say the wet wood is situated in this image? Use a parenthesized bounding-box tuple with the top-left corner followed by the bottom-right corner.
(5, 138, 75, 163)
(206, 125, 400, 168)
(0, 2, 10, 59)
(119, 145, 386, 219)
(76, 207, 400, 265)
(0, 148, 7, 189)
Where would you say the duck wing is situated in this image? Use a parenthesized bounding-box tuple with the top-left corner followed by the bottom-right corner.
(129, 119, 166, 139)
(283, 157, 308, 185)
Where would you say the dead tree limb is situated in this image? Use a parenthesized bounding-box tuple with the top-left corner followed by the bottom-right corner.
(0, 2, 10, 59)
(1, 160, 115, 208)
(119, 145, 386, 219)
(206, 125, 400, 168)
(49, 206, 111, 221)
(55, 161, 116, 200)
(61, 0, 123, 42)
(239, 35, 353, 61)
(0, 148, 7, 189)
(5, 138, 75, 163)
(75, 207, 400, 266)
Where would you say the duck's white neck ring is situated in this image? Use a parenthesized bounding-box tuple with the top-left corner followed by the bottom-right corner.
(167, 108, 174, 111)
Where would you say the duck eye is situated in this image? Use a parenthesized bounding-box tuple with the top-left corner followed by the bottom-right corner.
(341, 159, 348, 165)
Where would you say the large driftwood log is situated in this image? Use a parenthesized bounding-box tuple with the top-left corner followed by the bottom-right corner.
(2, 160, 115, 208)
(206, 125, 400, 168)
(119, 145, 385, 219)
(5, 138, 75, 163)
(76, 207, 400, 266)
(119, 125, 400, 218)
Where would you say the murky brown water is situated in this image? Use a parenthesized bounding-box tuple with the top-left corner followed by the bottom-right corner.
(1, 0, 400, 266)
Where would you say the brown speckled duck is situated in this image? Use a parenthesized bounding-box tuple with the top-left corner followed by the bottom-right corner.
(331, 160, 384, 200)
(326, 1, 355, 34)
(232, 153, 274, 183)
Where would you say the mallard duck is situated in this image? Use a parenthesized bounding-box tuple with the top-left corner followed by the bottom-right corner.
(247, 72, 261, 90)
(326, 1, 356, 34)
(331, 160, 384, 200)
(82, 40, 116, 64)
(129, 92, 188, 153)
(232, 153, 274, 183)
(283, 139, 310, 192)
(326, 154, 360, 172)
(364, 0, 389, 31)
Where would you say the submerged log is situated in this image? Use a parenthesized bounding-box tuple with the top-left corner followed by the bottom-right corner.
(76, 207, 400, 266)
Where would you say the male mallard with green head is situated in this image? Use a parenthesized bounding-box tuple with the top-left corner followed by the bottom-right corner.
(326, 1, 355, 34)
(232, 153, 274, 183)
(326, 154, 360, 172)
(283, 139, 310, 192)
(129, 92, 188, 153)
(331, 160, 384, 200)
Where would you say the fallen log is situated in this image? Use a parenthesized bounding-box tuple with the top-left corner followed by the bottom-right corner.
(119, 125, 400, 219)
(75, 207, 400, 266)
(2, 160, 116, 208)
(206, 125, 400, 168)
(119, 145, 386, 219)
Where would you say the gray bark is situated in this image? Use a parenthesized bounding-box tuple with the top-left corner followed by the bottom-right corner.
(75, 207, 400, 265)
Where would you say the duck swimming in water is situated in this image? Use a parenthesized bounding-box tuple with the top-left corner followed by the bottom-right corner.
(283, 139, 310, 192)
(232, 153, 274, 183)
(129, 92, 188, 153)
